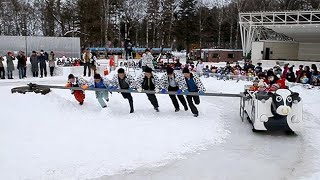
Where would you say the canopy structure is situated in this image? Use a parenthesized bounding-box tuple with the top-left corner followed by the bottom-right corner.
(239, 11, 320, 56)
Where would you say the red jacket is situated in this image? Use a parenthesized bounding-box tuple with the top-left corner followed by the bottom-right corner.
(277, 78, 286, 89)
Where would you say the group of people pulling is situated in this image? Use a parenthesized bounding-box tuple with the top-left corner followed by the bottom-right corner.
(65, 67, 206, 117)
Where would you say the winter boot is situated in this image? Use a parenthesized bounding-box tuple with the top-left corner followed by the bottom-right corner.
(129, 100, 134, 113)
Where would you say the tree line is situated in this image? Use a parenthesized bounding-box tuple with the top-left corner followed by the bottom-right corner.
(0, 0, 319, 52)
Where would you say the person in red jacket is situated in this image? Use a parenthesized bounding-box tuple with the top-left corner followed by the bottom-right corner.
(266, 70, 286, 91)
(66, 74, 88, 105)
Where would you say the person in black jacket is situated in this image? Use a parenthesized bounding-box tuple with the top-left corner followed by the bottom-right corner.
(124, 38, 133, 60)
(136, 67, 160, 112)
(286, 66, 296, 82)
(38, 50, 47, 78)
(255, 63, 263, 74)
(304, 66, 312, 84)
(174, 59, 182, 70)
(244, 60, 255, 73)
(16, 51, 26, 79)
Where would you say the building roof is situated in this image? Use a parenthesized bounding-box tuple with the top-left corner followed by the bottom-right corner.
(240, 10, 320, 43)
(193, 49, 243, 52)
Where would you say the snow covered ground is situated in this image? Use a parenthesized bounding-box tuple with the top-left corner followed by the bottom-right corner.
(0, 69, 320, 180)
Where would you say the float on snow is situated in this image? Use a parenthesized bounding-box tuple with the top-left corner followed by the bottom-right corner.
(240, 86, 303, 133)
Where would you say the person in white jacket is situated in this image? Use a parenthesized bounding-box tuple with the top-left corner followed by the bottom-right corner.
(196, 59, 205, 74)
(141, 48, 154, 71)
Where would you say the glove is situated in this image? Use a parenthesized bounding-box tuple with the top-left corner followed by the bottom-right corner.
(155, 89, 160, 93)
(82, 84, 89, 90)
(128, 88, 134, 92)
(184, 90, 190, 95)
(161, 89, 167, 94)
(137, 88, 143, 92)
(176, 89, 182, 95)
(108, 85, 114, 91)
(65, 83, 71, 88)
(88, 85, 94, 90)
(198, 91, 205, 95)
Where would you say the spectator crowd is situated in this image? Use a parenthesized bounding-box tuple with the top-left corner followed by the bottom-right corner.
(0, 50, 56, 79)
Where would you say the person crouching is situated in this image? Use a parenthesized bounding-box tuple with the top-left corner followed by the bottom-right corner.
(136, 67, 160, 112)
(182, 68, 206, 117)
(89, 73, 110, 108)
(111, 68, 135, 113)
(66, 74, 88, 105)
(160, 67, 188, 112)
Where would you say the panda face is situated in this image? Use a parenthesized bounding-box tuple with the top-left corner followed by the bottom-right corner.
(270, 89, 300, 116)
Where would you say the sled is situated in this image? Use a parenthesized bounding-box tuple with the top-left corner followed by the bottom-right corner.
(240, 86, 302, 133)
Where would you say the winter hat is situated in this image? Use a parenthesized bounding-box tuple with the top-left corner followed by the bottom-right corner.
(182, 68, 190, 74)
(166, 67, 174, 74)
(68, 74, 75, 80)
(118, 68, 125, 74)
(94, 73, 101, 79)
(145, 48, 150, 53)
(144, 67, 152, 73)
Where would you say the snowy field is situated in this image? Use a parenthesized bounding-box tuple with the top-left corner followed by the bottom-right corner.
(1, 68, 320, 180)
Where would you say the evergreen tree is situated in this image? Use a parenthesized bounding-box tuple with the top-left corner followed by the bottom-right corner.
(175, 0, 199, 53)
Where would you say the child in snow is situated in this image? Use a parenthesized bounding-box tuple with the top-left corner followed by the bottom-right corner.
(88, 73, 110, 108)
(66, 74, 88, 105)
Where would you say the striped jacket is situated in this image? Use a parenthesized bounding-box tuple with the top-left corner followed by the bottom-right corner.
(160, 72, 187, 91)
(135, 73, 161, 90)
(110, 74, 135, 89)
(68, 77, 88, 93)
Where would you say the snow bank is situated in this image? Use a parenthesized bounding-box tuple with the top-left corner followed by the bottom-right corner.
(0, 78, 229, 179)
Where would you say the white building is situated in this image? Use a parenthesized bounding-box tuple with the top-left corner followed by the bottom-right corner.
(239, 11, 320, 66)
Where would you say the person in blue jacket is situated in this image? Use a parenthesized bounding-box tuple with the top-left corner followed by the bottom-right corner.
(182, 68, 206, 117)
(89, 73, 110, 108)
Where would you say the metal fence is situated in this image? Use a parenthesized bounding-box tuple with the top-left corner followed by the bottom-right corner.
(0, 36, 80, 58)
